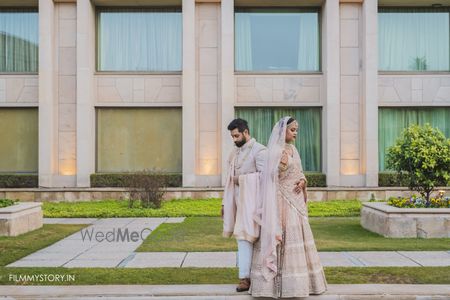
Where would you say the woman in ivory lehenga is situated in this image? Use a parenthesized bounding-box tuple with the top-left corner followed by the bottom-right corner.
(250, 116, 327, 298)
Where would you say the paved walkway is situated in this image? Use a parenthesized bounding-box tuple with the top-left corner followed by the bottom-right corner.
(6, 218, 450, 268)
(1, 284, 449, 299)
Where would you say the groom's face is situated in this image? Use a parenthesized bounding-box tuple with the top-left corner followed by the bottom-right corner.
(230, 128, 248, 147)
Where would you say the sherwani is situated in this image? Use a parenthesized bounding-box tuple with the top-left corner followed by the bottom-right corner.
(222, 137, 266, 278)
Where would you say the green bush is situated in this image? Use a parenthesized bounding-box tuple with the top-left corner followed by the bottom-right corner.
(386, 124, 450, 201)
(0, 199, 18, 208)
(305, 172, 326, 187)
(0, 174, 38, 188)
(90, 173, 182, 188)
(378, 172, 409, 187)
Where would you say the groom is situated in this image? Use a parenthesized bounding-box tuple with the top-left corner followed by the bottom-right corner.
(222, 118, 266, 292)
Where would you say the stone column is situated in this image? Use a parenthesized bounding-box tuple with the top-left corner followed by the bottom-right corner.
(196, 3, 221, 187)
(182, 0, 197, 187)
(38, 0, 57, 187)
(220, 0, 234, 186)
(339, 3, 364, 186)
(322, 0, 340, 186)
(76, 0, 96, 187)
(55, 3, 77, 187)
(362, 0, 378, 186)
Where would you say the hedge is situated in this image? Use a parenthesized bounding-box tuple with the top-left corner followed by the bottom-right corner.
(0, 174, 38, 188)
(90, 173, 182, 188)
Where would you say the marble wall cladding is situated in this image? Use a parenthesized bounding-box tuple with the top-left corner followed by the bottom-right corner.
(197, 3, 220, 176)
(235, 75, 323, 104)
(0, 76, 38, 103)
(340, 3, 361, 175)
(57, 3, 77, 177)
(95, 75, 182, 103)
(379, 75, 450, 105)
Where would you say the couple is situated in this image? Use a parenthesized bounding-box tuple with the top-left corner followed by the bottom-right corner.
(222, 117, 327, 298)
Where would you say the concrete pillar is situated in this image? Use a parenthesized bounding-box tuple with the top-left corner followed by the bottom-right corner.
(339, 3, 364, 187)
(76, 0, 96, 187)
(220, 0, 234, 186)
(196, 3, 221, 187)
(38, 0, 57, 187)
(182, 0, 197, 187)
(322, 0, 341, 186)
(362, 0, 379, 186)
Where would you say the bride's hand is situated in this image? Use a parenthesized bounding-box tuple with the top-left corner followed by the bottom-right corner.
(293, 179, 306, 194)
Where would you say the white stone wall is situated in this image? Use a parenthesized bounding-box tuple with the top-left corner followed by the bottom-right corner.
(0, 76, 38, 104)
(379, 75, 450, 106)
(95, 75, 182, 104)
(235, 75, 322, 104)
(340, 3, 362, 186)
(56, 3, 77, 184)
(196, 3, 220, 183)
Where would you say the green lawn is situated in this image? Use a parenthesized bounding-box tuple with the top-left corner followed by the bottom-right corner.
(1, 267, 449, 285)
(0, 221, 449, 285)
(137, 217, 450, 252)
(43, 199, 362, 218)
(0, 224, 87, 267)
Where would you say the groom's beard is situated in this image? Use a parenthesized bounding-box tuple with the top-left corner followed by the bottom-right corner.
(235, 137, 247, 148)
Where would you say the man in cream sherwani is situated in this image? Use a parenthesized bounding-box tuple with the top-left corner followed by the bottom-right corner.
(222, 118, 266, 292)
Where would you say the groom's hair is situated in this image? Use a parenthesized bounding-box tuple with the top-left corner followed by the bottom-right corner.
(227, 118, 249, 134)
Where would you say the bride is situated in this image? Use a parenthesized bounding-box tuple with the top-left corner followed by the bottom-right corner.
(250, 116, 327, 298)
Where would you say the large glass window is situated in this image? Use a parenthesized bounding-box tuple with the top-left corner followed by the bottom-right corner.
(379, 107, 450, 170)
(97, 8, 182, 72)
(235, 107, 322, 172)
(379, 8, 450, 71)
(0, 9, 38, 73)
(96, 108, 182, 173)
(0, 108, 38, 173)
(235, 8, 320, 72)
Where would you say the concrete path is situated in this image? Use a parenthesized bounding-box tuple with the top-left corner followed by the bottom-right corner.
(1, 284, 449, 299)
(8, 217, 185, 268)
(6, 218, 450, 268)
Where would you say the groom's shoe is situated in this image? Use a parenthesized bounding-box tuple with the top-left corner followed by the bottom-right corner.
(236, 278, 250, 292)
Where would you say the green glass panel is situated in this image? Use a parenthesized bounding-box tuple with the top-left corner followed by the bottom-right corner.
(235, 107, 322, 172)
(96, 108, 182, 173)
(0, 108, 38, 173)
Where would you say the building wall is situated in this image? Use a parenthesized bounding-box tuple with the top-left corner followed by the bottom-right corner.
(1, 0, 449, 188)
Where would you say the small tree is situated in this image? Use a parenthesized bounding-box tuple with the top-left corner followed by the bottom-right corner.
(386, 124, 450, 203)
(125, 170, 167, 209)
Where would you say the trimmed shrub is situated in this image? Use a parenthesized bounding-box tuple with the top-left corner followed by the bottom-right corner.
(91, 173, 182, 188)
(386, 124, 450, 201)
(305, 172, 327, 187)
(0, 174, 38, 188)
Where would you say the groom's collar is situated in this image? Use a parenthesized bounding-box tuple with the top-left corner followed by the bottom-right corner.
(239, 137, 255, 151)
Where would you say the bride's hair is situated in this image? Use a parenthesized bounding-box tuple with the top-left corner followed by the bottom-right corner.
(287, 117, 296, 125)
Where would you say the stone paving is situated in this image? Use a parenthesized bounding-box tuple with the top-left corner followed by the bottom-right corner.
(6, 218, 450, 268)
(1, 284, 449, 299)
(7, 217, 185, 268)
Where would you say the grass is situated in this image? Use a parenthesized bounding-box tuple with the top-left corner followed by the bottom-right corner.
(137, 217, 450, 252)
(1, 267, 449, 285)
(43, 199, 362, 218)
(0, 221, 449, 285)
(0, 199, 18, 208)
(0, 224, 87, 267)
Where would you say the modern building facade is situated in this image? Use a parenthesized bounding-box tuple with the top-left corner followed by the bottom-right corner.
(0, 0, 449, 188)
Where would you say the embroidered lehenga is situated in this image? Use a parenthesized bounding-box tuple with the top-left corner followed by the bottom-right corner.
(250, 118, 327, 298)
